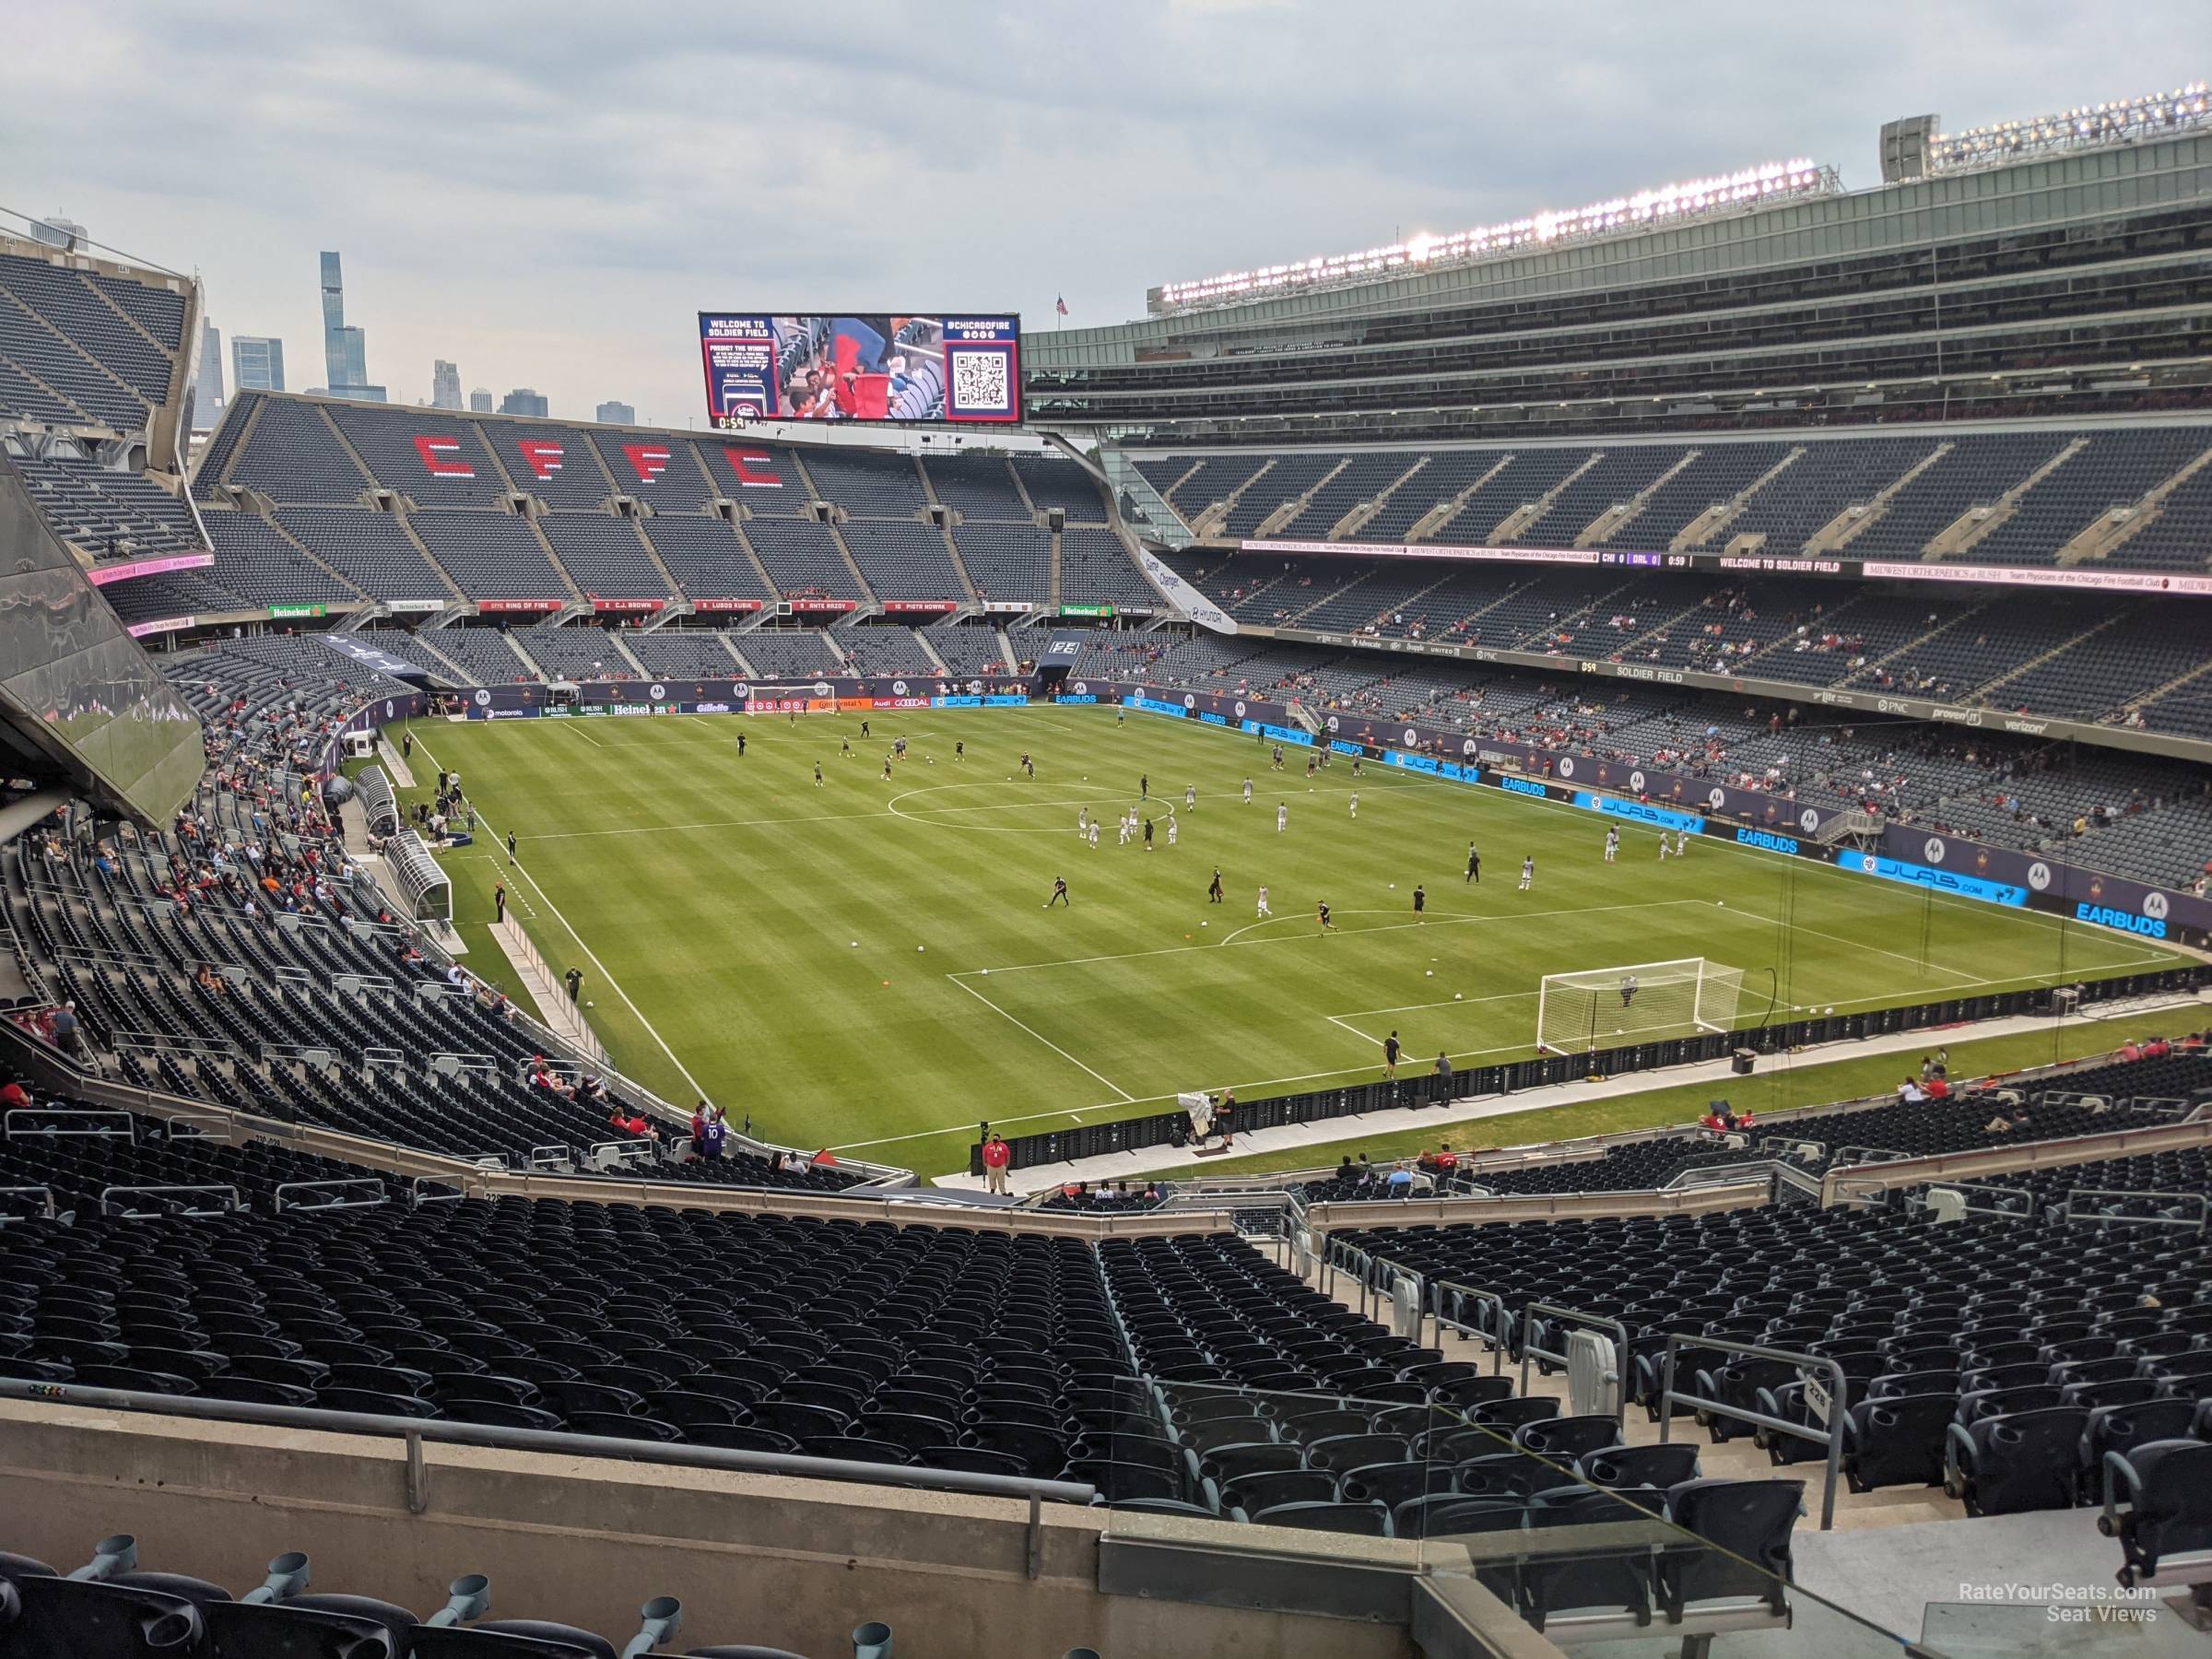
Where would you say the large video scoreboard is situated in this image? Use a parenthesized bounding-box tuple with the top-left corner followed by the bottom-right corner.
(700, 312, 1021, 428)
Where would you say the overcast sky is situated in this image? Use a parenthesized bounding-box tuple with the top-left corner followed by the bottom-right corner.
(8, 2, 2202, 425)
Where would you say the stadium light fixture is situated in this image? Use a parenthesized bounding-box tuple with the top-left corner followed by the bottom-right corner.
(1150, 160, 1837, 313)
(1926, 81, 2207, 173)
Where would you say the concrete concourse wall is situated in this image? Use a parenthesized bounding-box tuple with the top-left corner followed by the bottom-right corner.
(0, 1400, 1417, 1659)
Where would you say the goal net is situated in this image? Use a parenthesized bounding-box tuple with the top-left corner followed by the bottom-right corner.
(1535, 958, 1746, 1055)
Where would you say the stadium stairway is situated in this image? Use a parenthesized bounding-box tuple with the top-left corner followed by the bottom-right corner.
(938, 995, 2210, 1194)
(1299, 1233, 1976, 1535)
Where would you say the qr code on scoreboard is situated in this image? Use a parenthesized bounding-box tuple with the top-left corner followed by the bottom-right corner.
(947, 346, 1013, 417)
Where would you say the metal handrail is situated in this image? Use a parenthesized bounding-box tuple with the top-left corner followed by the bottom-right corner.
(6, 1108, 134, 1139)
(273, 1177, 390, 1214)
(2062, 1189, 2210, 1230)
(1429, 1278, 1510, 1375)
(0, 1376, 1098, 1508)
(1665, 1159, 1790, 1192)
(1520, 1300, 1630, 1432)
(1916, 1182, 2035, 1219)
(113, 1030, 242, 1061)
(1659, 1335, 1846, 1530)
(1830, 1145, 1914, 1168)
(0, 1184, 57, 1221)
(99, 1182, 241, 1217)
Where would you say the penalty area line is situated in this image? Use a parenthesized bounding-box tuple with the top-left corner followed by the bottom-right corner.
(945, 974, 1135, 1103)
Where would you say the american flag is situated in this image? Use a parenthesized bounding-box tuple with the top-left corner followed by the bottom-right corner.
(1055, 295, 1068, 317)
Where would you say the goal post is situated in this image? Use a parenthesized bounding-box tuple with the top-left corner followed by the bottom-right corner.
(1535, 958, 1746, 1055)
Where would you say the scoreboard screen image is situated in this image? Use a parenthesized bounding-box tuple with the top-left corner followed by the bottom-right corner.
(699, 312, 1021, 428)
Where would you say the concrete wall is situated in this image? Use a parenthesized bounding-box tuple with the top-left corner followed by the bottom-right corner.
(0, 1401, 1420, 1659)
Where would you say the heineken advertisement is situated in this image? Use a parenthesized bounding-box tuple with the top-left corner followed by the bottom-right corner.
(268, 604, 327, 619)
(1061, 602, 1116, 618)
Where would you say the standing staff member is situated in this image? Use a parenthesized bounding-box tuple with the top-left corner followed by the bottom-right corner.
(981, 1133, 1012, 1195)
(1465, 842, 1480, 883)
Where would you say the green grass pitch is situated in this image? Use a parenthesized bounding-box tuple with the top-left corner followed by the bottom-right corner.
(392, 705, 2182, 1178)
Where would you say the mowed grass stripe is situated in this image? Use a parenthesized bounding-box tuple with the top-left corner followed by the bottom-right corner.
(395, 707, 2183, 1173)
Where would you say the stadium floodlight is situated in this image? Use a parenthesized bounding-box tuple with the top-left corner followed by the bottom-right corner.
(1535, 958, 1746, 1056)
(1150, 161, 1839, 313)
(1926, 81, 2208, 174)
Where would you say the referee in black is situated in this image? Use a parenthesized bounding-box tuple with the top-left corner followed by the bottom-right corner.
(1465, 842, 1480, 883)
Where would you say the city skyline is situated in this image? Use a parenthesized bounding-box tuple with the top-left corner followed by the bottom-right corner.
(13, 5, 2199, 419)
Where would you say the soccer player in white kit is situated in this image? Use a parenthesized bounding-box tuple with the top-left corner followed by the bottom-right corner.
(1078, 806, 1088, 838)
(1256, 884, 1271, 918)
(1166, 813, 1179, 846)
(1242, 777, 1253, 804)
(1088, 821, 1100, 849)
(1118, 817, 1131, 846)
(1519, 855, 1535, 890)
(1605, 827, 1618, 863)
(1277, 803, 1288, 832)
(1659, 832, 1673, 860)
(1185, 784, 1196, 810)
(1348, 792, 1359, 818)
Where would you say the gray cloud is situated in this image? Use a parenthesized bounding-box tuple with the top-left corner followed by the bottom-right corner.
(6, 1, 2201, 422)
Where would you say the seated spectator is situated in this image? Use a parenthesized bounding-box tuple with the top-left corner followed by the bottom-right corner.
(1899, 1076, 1926, 1105)
(1925, 1073, 1950, 1100)
(1384, 1160, 1416, 1196)
(1984, 1110, 2016, 1134)
(0, 1079, 28, 1109)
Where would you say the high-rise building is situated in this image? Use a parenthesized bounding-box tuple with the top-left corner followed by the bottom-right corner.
(595, 400, 635, 426)
(500, 388, 549, 418)
(231, 335, 287, 394)
(194, 321, 225, 429)
(432, 360, 463, 410)
(30, 215, 87, 250)
(468, 387, 494, 413)
(316, 252, 384, 402)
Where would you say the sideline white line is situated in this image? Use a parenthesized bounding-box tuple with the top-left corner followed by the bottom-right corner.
(947, 975, 1135, 1101)
(412, 731, 716, 1106)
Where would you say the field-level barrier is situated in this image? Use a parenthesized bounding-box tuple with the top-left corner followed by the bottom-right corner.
(973, 967, 2206, 1173)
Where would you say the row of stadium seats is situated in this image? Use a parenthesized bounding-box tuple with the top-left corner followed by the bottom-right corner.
(0, 1529, 896, 1657)
(1341, 1158, 2212, 1523)
(0, 245, 182, 435)
(1152, 548, 2212, 737)
(1135, 424, 2212, 572)
(163, 391, 1138, 613)
(178, 500, 1144, 614)
(1060, 630, 2212, 888)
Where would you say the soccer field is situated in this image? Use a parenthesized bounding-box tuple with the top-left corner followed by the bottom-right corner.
(394, 704, 2183, 1177)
